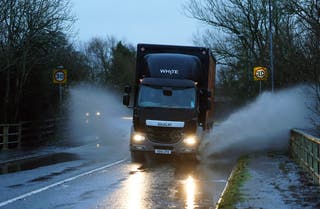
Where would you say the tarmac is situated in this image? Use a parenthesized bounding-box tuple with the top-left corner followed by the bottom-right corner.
(1, 144, 320, 209)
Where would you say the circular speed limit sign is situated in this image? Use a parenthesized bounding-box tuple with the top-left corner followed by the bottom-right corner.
(53, 69, 67, 84)
(255, 69, 265, 78)
(253, 67, 268, 81)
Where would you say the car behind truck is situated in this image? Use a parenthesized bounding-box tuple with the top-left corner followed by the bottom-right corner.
(123, 43, 216, 161)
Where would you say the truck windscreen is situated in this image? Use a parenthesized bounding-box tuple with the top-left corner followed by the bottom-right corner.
(138, 85, 196, 109)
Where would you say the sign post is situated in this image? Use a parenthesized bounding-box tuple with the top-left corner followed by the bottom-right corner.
(253, 66, 268, 94)
(53, 67, 67, 112)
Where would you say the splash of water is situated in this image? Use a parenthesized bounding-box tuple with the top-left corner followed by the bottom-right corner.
(202, 85, 313, 160)
(67, 84, 131, 145)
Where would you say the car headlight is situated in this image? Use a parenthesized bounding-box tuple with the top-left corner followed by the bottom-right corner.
(85, 112, 90, 117)
(132, 133, 146, 142)
(96, 112, 101, 116)
(183, 136, 197, 146)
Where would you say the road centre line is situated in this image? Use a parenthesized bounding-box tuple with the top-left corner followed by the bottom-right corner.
(0, 159, 126, 207)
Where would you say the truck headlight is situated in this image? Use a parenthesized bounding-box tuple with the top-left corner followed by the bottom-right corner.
(133, 133, 146, 142)
(183, 136, 197, 146)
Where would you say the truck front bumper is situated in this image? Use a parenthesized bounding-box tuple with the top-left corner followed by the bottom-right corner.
(130, 131, 200, 155)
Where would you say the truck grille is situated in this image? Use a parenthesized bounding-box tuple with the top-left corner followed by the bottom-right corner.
(146, 127, 183, 144)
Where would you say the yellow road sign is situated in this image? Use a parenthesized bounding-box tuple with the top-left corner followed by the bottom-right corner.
(253, 66, 268, 81)
(53, 69, 67, 84)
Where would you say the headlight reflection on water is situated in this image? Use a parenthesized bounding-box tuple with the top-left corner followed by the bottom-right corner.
(125, 165, 149, 209)
(100, 164, 149, 209)
(185, 176, 196, 209)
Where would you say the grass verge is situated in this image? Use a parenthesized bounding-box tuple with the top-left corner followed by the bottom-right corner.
(217, 155, 250, 209)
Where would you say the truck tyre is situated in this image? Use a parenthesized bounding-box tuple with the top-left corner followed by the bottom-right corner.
(131, 151, 145, 162)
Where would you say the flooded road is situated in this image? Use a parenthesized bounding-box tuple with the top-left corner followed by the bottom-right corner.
(0, 141, 233, 209)
(0, 85, 311, 208)
(0, 88, 234, 208)
(100, 158, 232, 209)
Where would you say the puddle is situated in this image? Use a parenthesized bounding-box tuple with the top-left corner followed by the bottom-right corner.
(28, 165, 83, 183)
(7, 183, 24, 188)
(0, 152, 80, 175)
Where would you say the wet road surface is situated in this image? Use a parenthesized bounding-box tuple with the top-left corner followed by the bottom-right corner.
(0, 148, 233, 209)
(0, 116, 234, 209)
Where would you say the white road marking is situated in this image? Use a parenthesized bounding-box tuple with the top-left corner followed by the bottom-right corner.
(211, 180, 227, 183)
(215, 166, 237, 209)
(0, 159, 126, 207)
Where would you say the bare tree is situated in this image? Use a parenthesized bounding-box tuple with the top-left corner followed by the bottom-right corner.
(286, 0, 320, 132)
(83, 37, 136, 89)
(185, 0, 310, 101)
(85, 36, 116, 84)
(0, 0, 75, 122)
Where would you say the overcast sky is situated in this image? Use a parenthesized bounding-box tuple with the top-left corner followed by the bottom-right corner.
(71, 0, 203, 46)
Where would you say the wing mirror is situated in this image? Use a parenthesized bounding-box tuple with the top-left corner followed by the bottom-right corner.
(123, 94, 130, 106)
(122, 86, 132, 107)
(200, 89, 212, 110)
(123, 85, 133, 107)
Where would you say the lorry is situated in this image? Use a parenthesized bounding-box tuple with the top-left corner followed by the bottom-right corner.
(123, 43, 216, 161)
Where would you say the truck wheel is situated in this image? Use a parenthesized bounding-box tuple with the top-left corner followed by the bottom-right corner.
(131, 151, 145, 162)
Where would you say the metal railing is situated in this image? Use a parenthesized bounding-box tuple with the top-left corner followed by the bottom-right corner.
(0, 123, 21, 150)
(290, 129, 320, 185)
(0, 118, 66, 150)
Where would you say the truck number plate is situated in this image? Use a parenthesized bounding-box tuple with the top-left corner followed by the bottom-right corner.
(155, 149, 172, 155)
